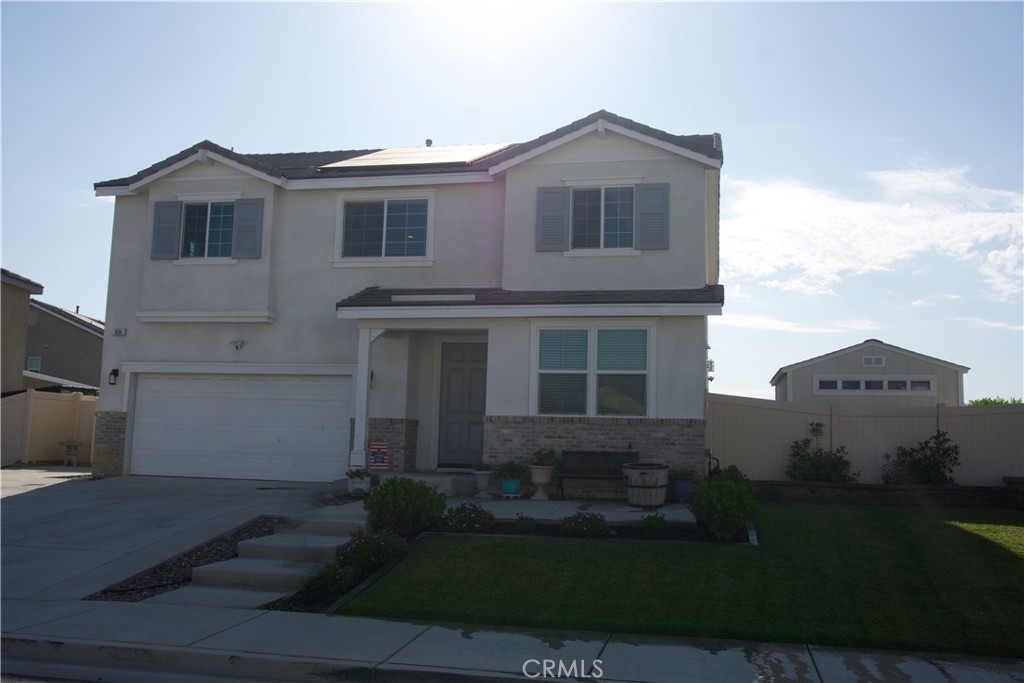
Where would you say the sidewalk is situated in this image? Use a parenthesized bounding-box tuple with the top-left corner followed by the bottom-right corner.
(3, 473, 1022, 682)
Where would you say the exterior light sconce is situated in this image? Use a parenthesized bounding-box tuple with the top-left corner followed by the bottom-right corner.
(108, 369, 119, 385)
(229, 340, 246, 350)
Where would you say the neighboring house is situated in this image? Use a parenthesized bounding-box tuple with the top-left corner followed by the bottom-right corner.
(23, 299, 104, 390)
(92, 110, 725, 482)
(1, 269, 44, 394)
(770, 339, 969, 408)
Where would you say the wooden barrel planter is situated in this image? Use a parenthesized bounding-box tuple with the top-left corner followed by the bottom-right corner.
(622, 463, 669, 508)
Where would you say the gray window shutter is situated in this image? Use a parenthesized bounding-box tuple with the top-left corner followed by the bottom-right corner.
(232, 198, 264, 259)
(151, 201, 182, 260)
(634, 183, 670, 250)
(536, 187, 569, 252)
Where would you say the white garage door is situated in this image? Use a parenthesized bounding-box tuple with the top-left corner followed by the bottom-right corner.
(130, 374, 351, 482)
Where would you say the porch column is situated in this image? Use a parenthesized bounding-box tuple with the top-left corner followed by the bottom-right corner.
(349, 327, 383, 469)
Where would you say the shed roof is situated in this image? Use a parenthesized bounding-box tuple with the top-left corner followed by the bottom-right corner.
(770, 339, 970, 386)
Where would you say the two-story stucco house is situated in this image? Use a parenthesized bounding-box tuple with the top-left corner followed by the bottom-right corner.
(92, 111, 724, 483)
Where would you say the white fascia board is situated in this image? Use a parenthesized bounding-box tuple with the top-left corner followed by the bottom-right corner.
(126, 151, 286, 193)
(136, 310, 277, 324)
(23, 370, 99, 391)
(487, 120, 722, 176)
(95, 186, 136, 197)
(284, 172, 493, 191)
(337, 303, 722, 321)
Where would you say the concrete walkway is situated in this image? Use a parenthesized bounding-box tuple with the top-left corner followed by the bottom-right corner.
(3, 471, 1022, 682)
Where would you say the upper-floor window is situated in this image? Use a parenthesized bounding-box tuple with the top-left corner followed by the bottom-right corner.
(342, 199, 428, 258)
(181, 202, 234, 258)
(151, 198, 263, 261)
(26, 356, 41, 372)
(536, 183, 669, 253)
(571, 187, 634, 249)
(863, 355, 885, 367)
(814, 375, 935, 395)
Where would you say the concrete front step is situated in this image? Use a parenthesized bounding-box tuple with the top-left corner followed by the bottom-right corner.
(273, 517, 364, 537)
(192, 558, 324, 592)
(238, 533, 352, 563)
(144, 585, 292, 608)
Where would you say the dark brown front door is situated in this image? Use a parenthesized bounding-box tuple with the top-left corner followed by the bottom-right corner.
(438, 343, 487, 468)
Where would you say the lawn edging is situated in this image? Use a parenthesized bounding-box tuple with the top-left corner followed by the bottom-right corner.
(753, 480, 1024, 508)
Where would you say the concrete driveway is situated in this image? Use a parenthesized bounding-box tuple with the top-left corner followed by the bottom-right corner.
(1, 470, 324, 601)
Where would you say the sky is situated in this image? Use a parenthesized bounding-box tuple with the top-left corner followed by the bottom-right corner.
(2, 1, 1021, 402)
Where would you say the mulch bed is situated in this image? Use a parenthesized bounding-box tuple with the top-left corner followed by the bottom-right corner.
(482, 520, 749, 543)
(86, 517, 276, 602)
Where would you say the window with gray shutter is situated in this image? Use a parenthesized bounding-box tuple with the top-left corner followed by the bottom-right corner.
(634, 183, 669, 250)
(232, 198, 264, 259)
(536, 187, 569, 252)
(151, 201, 183, 260)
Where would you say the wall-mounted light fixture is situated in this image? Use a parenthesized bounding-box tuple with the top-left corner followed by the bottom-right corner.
(229, 339, 246, 350)
(108, 369, 119, 386)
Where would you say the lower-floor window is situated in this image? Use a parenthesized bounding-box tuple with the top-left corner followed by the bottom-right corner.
(538, 327, 648, 416)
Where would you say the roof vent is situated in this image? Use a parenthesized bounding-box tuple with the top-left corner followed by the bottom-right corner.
(425, 139, 433, 147)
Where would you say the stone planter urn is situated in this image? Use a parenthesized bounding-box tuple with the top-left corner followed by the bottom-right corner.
(528, 465, 555, 500)
(473, 470, 492, 498)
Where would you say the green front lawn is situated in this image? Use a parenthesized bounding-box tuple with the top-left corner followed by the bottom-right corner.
(339, 502, 1024, 657)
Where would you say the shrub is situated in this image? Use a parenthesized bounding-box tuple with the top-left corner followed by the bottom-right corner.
(513, 513, 539, 534)
(560, 511, 608, 538)
(881, 431, 961, 485)
(640, 513, 669, 539)
(297, 563, 362, 608)
(685, 465, 756, 540)
(341, 528, 407, 572)
(441, 502, 496, 533)
(496, 460, 528, 479)
(785, 422, 859, 483)
(362, 477, 446, 537)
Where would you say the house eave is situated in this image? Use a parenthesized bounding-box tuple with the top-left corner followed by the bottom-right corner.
(337, 302, 723, 321)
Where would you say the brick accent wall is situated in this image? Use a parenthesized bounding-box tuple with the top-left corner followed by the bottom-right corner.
(92, 411, 126, 477)
(350, 418, 419, 472)
(482, 415, 705, 473)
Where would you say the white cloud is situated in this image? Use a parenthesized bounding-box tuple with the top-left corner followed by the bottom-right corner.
(838, 319, 879, 331)
(711, 313, 838, 334)
(720, 167, 1023, 301)
(955, 317, 1024, 332)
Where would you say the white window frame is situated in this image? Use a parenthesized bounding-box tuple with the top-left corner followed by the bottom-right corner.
(333, 189, 436, 267)
(568, 185, 636, 251)
(862, 355, 885, 367)
(172, 191, 243, 264)
(529, 320, 655, 417)
(814, 374, 937, 396)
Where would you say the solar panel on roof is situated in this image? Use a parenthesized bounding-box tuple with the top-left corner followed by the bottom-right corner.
(320, 143, 510, 169)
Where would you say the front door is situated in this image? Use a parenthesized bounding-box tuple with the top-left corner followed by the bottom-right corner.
(438, 343, 487, 468)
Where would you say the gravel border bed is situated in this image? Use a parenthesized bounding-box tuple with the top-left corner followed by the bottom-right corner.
(86, 517, 277, 602)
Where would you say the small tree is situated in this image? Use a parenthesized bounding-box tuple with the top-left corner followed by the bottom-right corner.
(881, 431, 961, 485)
(785, 422, 859, 484)
(685, 466, 756, 540)
(968, 397, 1022, 405)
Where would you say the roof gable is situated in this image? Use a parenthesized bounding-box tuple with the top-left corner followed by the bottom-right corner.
(1, 268, 44, 294)
(770, 339, 970, 386)
(30, 299, 104, 337)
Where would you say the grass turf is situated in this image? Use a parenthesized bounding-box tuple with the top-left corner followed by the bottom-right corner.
(338, 502, 1024, 657)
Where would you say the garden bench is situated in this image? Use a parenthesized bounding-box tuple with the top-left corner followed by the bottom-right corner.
(558, 450, 639, 499)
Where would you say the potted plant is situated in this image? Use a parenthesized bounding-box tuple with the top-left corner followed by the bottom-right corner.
(496, 460, 527, 497)
(528, 449, 558, 500)
(668, 467, 698, 502)
(346, 467, 371, 497)
(472, 462, 494, 498)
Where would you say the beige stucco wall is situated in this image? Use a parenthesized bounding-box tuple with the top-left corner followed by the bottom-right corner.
(2, 282, 32, 393)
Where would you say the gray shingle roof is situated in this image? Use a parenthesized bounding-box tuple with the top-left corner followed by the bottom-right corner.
(95, 111, 723, 189)
(336, 286, 725, 309)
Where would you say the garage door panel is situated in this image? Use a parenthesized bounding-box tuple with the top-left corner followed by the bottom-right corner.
(130, 374, 351, 482)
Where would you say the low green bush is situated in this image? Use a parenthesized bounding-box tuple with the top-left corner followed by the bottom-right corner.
(513, 513, 539, 534)
(560, 511, 608, 538)
(341, 528, 407, 572)
(441, 502, 497, 533)
(640, 513, 669, 539)
(685, 465, 756, 539)
(786, 422, 859, 483)
(363, 477, 446, 537)
(881, 430, 961, 485)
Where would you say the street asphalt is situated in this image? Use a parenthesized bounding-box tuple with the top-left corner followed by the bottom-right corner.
(2, 467, 1022, 682)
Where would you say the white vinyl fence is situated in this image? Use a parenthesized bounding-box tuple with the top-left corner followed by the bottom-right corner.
(706, 393, 1024, 486)
(1, 389, 96, 466)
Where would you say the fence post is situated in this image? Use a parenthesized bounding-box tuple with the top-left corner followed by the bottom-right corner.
(22, 388, 36, 464)
(829, 403, 841, 451)
(936, 403, 947, 434)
